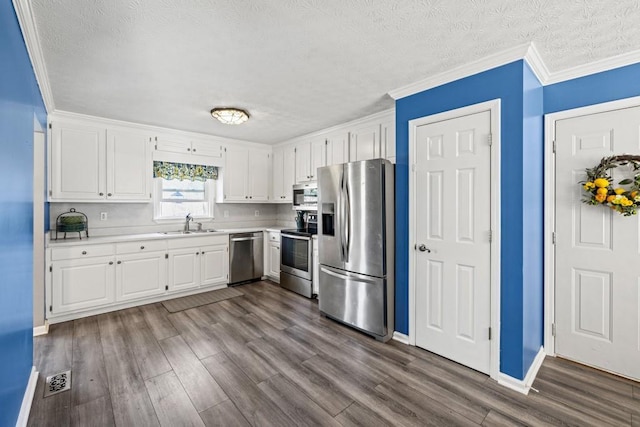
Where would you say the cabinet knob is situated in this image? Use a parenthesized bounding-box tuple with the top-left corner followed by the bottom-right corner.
(107, 193, 112, 197)
(245, 196, 248, 199)
(187, 148, 191, 151)
(81, 251, 87, 255)
(193, 149, 196, 152)
(117, 261, 122, 264)
(202, 251, 205, 254)
(109, 261, 113, 265)
(140, 246, 145, 250)
(196, 252, 200, 255)
(249, 196, 253, 199)
(99, 192, 104, 196)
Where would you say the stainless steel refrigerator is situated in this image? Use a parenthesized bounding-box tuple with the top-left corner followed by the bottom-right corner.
(317, 159, 394, 342)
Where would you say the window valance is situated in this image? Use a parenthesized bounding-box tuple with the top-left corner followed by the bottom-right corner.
(153, 161, 218, 181)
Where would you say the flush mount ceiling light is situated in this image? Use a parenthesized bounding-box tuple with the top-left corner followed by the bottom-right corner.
(210, 107, 249, 125)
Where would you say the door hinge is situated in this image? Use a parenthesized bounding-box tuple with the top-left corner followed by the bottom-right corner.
(49, 305, 52, 312)
(552, 140, 556, 154)
(49, 190, 52, 196)
(224, 147, 227, 152)
(149, 193, 152, 198)
(48, 123, 52, 129)
(411, 164, 416, 172)
(165, 285, 168, 291)
(49, 265, 52, 273)
(487, 133, 492, 146)
(294, 148, 297, 153)
(552, 232, 556, 245)
(551, 323, 556, 337)
(488, 230, 492, 243)
(488, 327, 492, 340)
(165, 253, 168, 259)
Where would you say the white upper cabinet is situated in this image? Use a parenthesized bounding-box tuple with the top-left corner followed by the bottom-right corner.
(154, 135, 224, 166)
(191, 138, 223, 158)
(295, 138, 325, 183)
(222, 146, 271, 202)
(272, 144, 296, 202)
(50, 121, 106, 201)
(50, 120, 151, 202)
(349, 123, 381, 162)
(154, 135, 190, 154)
(381, 118, 396, 163)
(106, 129, 152, 201)
(326, 131, 349, 166)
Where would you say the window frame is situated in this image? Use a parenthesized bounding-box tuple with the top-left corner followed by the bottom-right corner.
(153, 177, 215, 221)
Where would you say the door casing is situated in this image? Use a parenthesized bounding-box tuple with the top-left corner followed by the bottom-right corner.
(543, 94, 640, 357)
(408, 99, 501, 380)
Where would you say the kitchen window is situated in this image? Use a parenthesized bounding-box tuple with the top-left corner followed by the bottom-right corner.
(153, 178, 215, 220)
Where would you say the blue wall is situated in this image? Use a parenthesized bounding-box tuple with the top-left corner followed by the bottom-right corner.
(396, 60, 545, 380)
(0, 2, 46, 425)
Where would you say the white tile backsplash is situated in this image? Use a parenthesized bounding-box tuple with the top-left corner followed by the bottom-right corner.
(49, 202, 290, 236)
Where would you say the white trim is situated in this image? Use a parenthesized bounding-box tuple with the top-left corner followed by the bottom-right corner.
(33, 322, 49, 336)
(523, 43, 551, 84)
(408, 99, 501, 380)
(389, 43, 538, 99)
(545, 49, 640, 85)
(16, 366, 38, 427)
(543, 94, 640, 357)
(12, 0, 54, 112)
(497, 346, 545, 395)
(392, 331, 409, 345)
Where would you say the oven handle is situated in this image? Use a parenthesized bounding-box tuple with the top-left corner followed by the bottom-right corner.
(281, 234, 311, 241)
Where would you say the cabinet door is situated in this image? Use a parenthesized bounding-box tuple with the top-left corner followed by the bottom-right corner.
(381, 119, 396, 163)
(295, 142, 311, 184)
(51, 256, 115, 314)
(349, 124, 381, 162)
(326, 131, 349, 166)
(249, 150, 270, 201)
(191, 139, 223, 158)
(282, 145, 296, 202)
(269, 242, 280, 279)
(223, 146, 249, 201)
(155, 135, 191, 154)
(116, 252, 166, 301)
(309, 138, 326, 180)
(272, 147, 285, 200)
(50, 122, 106, 200)
(168, 248, 199, 292)
(313, 240, 319, 296)
(200, 244, 228, 287)
(106, 130, 151, 201)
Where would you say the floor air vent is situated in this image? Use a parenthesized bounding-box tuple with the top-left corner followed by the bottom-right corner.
(44, 370, 71, 397)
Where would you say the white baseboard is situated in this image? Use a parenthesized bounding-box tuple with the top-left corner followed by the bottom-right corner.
(33, 322, 49, 336)
(16, 366, 38, 427)
(392, 331, 410, 345)
(497, 346, 546, 395)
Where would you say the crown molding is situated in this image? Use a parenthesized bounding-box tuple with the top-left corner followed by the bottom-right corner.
(12, 0, 55, 112)
(388, 43, 534, 100)
(545, 48, 640, 85)
(523, 42, 550, 84)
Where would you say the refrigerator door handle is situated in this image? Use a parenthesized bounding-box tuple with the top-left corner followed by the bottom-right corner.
(344, 176, 351, 263)
(339, 170, 346, 262)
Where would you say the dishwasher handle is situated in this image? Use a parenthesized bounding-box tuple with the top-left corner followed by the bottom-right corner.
(231, 236, 262, 242)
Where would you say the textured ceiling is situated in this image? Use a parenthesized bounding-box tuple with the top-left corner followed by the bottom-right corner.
(31, 0, 640, 144)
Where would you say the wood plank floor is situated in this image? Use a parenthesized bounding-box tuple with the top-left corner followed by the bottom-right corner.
(29, 281, 639, 426)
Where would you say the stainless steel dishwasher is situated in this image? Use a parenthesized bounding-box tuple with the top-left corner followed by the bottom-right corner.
(229, 232, 264, 285)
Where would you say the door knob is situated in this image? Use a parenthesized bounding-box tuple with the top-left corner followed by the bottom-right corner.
(417, 244, 431, 253)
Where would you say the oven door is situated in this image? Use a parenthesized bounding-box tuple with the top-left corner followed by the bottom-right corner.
(280, 233, 312, 280)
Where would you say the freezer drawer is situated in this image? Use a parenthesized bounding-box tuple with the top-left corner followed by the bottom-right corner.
(319, 265, 388, 339)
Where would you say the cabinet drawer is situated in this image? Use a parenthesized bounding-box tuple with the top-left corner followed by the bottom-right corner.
(167, 235, 228, 249)
(51, 244, 115, 260)
(268, 232, 280, 242)
(116, 240, 166, 254)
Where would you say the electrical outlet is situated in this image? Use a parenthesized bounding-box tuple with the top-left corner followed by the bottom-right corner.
(100, 212, 108, 221)
(224, 210, 229, 218)
(254, 210, 260, 217)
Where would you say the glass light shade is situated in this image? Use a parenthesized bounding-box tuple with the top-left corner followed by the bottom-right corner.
(210, 108, 249, 125)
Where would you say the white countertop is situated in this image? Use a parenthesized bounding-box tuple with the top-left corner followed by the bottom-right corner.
(47, 225, 286, 247)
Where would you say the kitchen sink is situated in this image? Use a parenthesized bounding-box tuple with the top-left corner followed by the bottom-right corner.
(161, 229, 219, 235)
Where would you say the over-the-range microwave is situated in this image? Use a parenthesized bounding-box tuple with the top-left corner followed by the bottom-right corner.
(292, 183, 318, 210)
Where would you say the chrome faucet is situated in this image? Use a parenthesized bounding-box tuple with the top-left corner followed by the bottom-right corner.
(184, 213, 192, 232)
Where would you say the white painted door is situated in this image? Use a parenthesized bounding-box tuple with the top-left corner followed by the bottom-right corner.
(51, 256, 115, 313)
(282, 145, 296, 202)
(191, 138, 222, 158)
(272, 146, 285, 201)
(106, 130, 151, 201)
(248, 150, 270, 201)
(414, 110, 492, 374)
(50, 121, 106, 200)
(554, 106, 640, 381)
(295, 142, 311, 183)
(168, 248, 200, 292)
(116, 252, 166, 301)
(309, 137, 326, 180)
(268, 241, 280, 279)
(326, 131, 349, 166)
(201, 244, 228, 287)
(223, 146, 249, 201)
(381, 119, 396, 163)
(155, 135, 191, 154)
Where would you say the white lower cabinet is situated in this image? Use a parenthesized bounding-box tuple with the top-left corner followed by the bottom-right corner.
(265, 231, 280, 282)
(116, 251, 167, 301)
(48, 235, 229, 321)
(51, 256, 116, 314)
